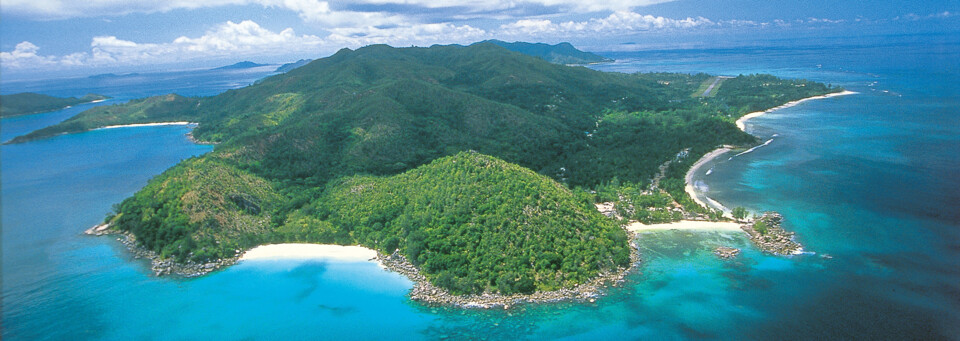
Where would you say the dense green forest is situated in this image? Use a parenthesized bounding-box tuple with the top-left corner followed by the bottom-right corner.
(288, 152, 629, 294)
(15, 42, 839, 295)
(0, 92, 109, 118)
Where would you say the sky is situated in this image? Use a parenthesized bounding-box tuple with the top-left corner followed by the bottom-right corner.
(1, 0, 958, 78)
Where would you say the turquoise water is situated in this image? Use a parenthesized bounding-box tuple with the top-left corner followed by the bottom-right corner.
(3, 34, 959, 339)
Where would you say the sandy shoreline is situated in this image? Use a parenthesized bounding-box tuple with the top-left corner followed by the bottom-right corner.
(683, 146, 732, 211)
(625, 220, 742, 233)
(735, 90, 858, 132)
(684, 90, 858, 213)
(240, 244, 379, 262)
(96, 122, 197, 130)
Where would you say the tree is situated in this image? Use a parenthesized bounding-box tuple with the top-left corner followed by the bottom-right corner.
(732, 207, 748, 221)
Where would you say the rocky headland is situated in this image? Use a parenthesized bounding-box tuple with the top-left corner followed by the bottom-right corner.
(740, 212, 803, 255)
(378, 229, 642, 308)
(85, 224, 236, 277)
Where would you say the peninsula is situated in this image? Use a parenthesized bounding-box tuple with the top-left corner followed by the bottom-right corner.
(24, 42, 841, 306)
(0, 92, 110, 118)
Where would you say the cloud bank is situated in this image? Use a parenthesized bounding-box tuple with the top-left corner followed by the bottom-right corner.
(2, 0, 955, 72)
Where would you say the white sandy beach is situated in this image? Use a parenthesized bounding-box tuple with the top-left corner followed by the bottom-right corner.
(735, 90, 857, 131)
(683, 146, 732, 211)
(625, 220, 743, 233)
(682, 90, 859, 213)
(240, 244, 379, 262)
(96, 122, 197, 130)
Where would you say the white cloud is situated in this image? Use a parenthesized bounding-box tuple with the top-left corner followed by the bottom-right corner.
(0, 19, 493, 71)
(2, 0, 404, 28)
(327, 22, 488, 46)
(345, 0, 676, 13)
(3, 0, 679, 20)
(2, 20, 326, 70)
(500, 11, 715, 37)
(0, 41, 57, 68)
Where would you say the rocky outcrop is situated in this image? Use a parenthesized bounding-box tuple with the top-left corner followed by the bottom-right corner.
(740, 212, 803, 255)
(713, 246, 741, 259)
(85, 223, 236, 277)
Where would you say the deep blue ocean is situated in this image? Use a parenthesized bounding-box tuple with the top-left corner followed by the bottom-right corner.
(3, 33, 958, 339)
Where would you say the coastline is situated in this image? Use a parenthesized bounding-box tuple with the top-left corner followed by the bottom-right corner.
(240, 244, 379, 263)
(626, 220, 742, 233)
(95, 122, 197, 130)
(735, 90, 858, 132)
(686, 90, 858, 214)
(379, 231, 641, 308)
(88, 227, 642, 309)
(683, 146, 733, 212)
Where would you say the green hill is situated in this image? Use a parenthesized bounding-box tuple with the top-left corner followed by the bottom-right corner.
(15, 42, 840, 296)
(0, 92, 109, 117)
(109, 157, 282, 262)
(283, 152, 629, 294)
(479, 40, 611, 64)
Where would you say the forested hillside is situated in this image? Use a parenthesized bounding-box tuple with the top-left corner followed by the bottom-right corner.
(17, 42, 839, 295)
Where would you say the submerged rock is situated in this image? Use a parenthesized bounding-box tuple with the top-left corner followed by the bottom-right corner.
(714, 246, 741, 259)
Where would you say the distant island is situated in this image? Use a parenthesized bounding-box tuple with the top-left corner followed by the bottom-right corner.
(478, 40, 612, 64)
(0, 92, 110, 118)
(88, 72, 141, 79)
(213, 61, 269, 70)
(275, 59, 313, 73)
(19, 41, 841, 306)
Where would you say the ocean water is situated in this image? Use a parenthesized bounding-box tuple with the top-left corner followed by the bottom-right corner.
(3, 33, 959, 339)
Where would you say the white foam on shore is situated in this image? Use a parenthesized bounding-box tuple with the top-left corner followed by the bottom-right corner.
(683, 147, 732, 211)
(240, 244, 379, 263)
(735, 90, 857, 132)
(682, 91, 858, 214)
(732, 138, 774, 158)
(626, 220, 743, 233)
(95, 122, 197, 130)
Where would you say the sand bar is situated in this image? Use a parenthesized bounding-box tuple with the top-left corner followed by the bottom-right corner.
(626, 220, 743, 233)
(240, 244, 378, 262)
(735, 90, 857, 131)
(96, 122, 197, 130)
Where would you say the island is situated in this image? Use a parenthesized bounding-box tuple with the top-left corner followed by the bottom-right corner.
(18, 41, 842, 306)
(0, 92, 110, 118)
(213, 61, 269, 70)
